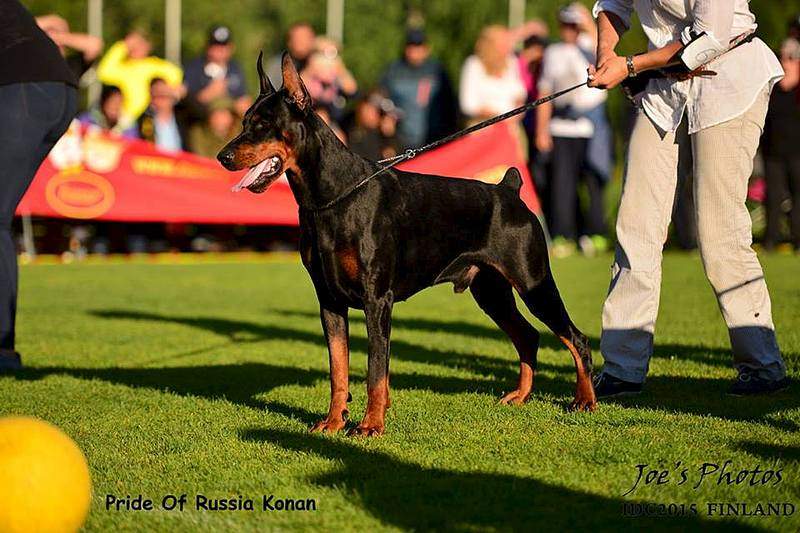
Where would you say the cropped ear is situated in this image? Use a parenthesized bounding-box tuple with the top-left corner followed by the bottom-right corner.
(257, 50, 276, 96)
(281, 51, 311, 112)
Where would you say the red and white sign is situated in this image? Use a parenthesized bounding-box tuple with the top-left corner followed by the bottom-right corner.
(17, 121, 538, 225)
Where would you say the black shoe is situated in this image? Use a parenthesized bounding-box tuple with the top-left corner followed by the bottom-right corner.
(728, 371, 789, 396)
(0, 350, 22, 372)
(593, 373, 643, 398)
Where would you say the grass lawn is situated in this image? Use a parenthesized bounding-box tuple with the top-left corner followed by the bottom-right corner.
(2, 252, 799, 532)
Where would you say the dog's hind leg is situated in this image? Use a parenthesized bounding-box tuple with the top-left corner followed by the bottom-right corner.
(470, 267, 539, 405)
(310, 303, 351, 433)
(520, 274, 597, 412)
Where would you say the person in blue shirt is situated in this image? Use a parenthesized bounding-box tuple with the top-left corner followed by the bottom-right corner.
(183, 25, 251, 118)
(380, 28, 458, 150)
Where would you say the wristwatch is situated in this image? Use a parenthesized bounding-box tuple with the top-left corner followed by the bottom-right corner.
(626, 56, 637, 78)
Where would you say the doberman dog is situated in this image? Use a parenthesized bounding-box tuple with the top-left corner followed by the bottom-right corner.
(218, 52, 596, 436)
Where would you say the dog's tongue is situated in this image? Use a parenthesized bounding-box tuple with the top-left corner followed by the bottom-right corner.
(231, 158, 271, 192)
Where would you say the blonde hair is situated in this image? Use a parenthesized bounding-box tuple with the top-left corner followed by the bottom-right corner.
(475, 25, 510, 77)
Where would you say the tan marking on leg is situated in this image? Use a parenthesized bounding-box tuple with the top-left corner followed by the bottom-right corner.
(560, 336, 597, 412)
(499, 320, 536, 405)
(310, 331, 350, 433)
(349, 375, 388, 437)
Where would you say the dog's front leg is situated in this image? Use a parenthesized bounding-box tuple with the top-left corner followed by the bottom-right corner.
(348, 292, 393, 436)
(310, 303, 351, 433)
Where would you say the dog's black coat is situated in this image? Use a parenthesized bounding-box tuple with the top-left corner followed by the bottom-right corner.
(219, 53, 596, 436)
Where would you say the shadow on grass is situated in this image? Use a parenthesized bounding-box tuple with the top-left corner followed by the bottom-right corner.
(735, 441, 800, 463)
(276, 308, 760, 370)
(238, 427, 753, 532)
(73, 309, 800, 429)
(10, 360, 568, 412)
(88, 308, 563, 390)
(11, 363, 328, 410)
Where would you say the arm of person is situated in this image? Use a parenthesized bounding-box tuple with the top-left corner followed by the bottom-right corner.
(535, 49, 555, 152)
(458, 57, 483, 118)
(535, 98, 553, 153)
(336, 61, 358, 96)
(96, 40, 129, 85)
(591, 1, 734, 90)
(593, 1, 632, 66)
(150, 59, 184, 88)
(52, 32, 104, 62)
(196, 78, 228, 103)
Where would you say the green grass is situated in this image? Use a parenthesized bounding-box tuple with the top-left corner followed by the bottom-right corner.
(2, 252, 799, 532)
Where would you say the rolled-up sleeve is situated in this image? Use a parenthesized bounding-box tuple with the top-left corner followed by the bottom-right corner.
(680, 0, 734, 49)
(592, 0, 634, 30)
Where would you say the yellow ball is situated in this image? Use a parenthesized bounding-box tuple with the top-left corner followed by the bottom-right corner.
(0, 416, 91, 533)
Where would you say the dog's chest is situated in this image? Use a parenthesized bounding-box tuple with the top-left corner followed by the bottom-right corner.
(300, 223, 365, 304)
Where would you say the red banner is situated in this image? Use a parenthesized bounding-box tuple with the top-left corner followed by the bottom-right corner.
(398, 122, 539, 214)
(17, 121, 537, 224)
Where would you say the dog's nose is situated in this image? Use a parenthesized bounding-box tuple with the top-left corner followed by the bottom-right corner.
(217, 149, 236, 169)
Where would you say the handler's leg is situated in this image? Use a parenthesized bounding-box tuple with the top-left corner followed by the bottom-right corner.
(599, 111, 689, 387)
(0, 82, 76, 368)
(692, 87, 787, 389)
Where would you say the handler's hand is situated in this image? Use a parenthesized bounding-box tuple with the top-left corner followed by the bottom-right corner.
(588, 55, 628, 89)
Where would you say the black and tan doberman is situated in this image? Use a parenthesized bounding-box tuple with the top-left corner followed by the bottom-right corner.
(218, 52, 596, 436)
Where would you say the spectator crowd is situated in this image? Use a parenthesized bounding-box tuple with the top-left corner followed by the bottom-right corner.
(34, 6, 800, 256)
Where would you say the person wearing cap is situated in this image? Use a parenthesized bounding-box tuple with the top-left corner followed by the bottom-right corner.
(536, 4, 611, 258)
(761, 38, 800, 252)
(589, 0, 787, 397)
(97, 28, 184, 124)
(184, 25, 251, 118)
(380, 28, 458, 150)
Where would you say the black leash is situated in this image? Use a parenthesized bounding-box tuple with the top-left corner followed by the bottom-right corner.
(305, 80, 589, 212)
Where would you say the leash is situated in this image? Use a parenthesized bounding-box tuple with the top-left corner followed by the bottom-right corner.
(304, 80, 589, 212)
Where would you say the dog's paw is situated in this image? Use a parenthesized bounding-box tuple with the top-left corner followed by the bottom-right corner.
(568, 396, 597, 412)
(346, 424, 384, 437)
(498, 389, 530, 405)
(309, 411, 348, 434)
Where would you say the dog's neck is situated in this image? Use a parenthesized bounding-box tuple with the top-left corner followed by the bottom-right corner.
(285, 114, 375, 210)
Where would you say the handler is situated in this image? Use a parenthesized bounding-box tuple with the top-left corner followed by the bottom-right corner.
(588, 0, 788, 396)
(0, 1, 77, 369)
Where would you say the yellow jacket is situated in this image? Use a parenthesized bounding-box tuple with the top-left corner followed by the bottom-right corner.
(97, 41, 183, 121)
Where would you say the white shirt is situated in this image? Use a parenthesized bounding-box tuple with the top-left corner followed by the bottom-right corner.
(459, 55, 526, 118)
(593, 0, 784, 134)
(538, 41, 608, 138)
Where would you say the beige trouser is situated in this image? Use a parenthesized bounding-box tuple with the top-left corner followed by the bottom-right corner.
(601, 86, 786, 383)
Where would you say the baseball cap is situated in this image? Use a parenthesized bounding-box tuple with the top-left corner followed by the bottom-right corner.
(208, 25, 232, 45)
(405, 28, 426, 46)
(558, 6, 583, 25)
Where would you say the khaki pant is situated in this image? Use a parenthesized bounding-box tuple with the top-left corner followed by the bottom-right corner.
(601, 86, 786, 383)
